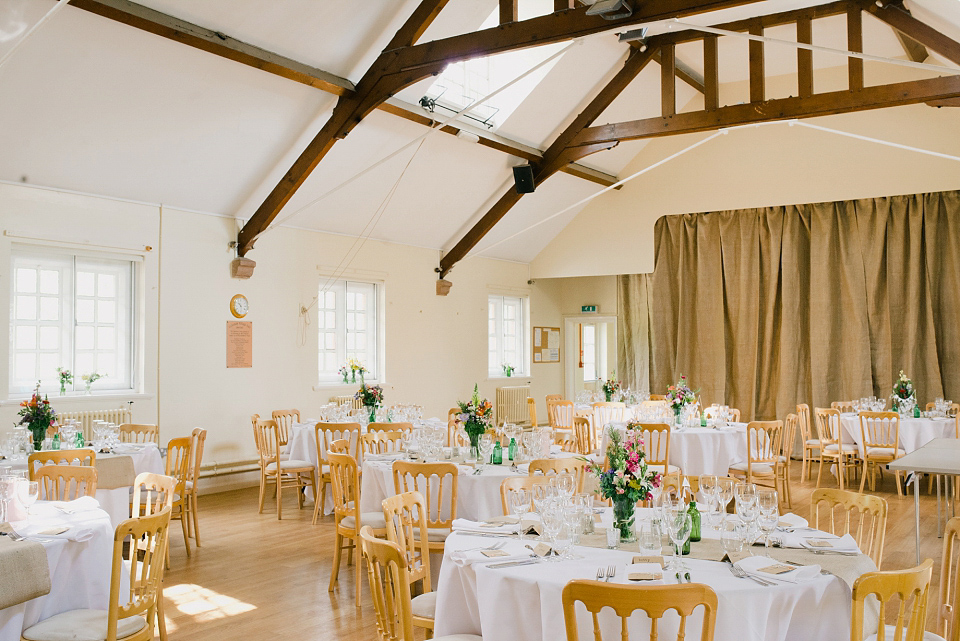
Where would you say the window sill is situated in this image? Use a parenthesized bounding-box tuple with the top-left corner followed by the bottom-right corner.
(313, 382, 384, 391)
(0, 392, 154, 407)
(486, 376, 531, 382)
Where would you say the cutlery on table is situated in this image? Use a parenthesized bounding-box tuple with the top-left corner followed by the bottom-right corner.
(726, 561, 773, 587)
(488, 559, 539, 569)
(810, 549, 858, 556)
(782, 559, 831, 575)
(684, 572, 692, 583)
(596, 567, 606, 581)
(606, 564, 616, 582)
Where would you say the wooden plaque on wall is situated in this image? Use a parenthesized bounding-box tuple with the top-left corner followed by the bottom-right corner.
(227, 321, 253, 368)
(533, 326, 560, 363)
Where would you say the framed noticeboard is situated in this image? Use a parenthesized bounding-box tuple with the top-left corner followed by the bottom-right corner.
(532, 326, 560, 363)
(226, 321, 253, 368)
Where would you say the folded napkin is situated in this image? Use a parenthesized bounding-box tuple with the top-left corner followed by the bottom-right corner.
(799, 533, 859, 554)
(549, 445, 562, 455)
(735, 555, 822, 583)
(11, 521, 96, 542)
(51, 496, 101, 513)
(624, 562, 665, 584)
(450, 541, 532, 567)
(776, 513, 809, 530)
(364, 452, 404, 462)
(774, 531, 838, 549)
(452, 518, 518, 535)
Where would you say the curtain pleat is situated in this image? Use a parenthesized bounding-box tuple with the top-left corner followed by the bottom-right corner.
(617, 273, 653, 391)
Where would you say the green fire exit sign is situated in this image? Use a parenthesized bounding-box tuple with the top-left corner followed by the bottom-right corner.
(581, 305, 598, 313)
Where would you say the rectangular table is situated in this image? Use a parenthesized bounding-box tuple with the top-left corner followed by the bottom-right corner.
(888, 438, 960, 564)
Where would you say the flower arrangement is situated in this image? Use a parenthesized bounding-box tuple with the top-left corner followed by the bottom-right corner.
(57, 367, 73, 396)
(81, 372, 103, 394)
(600, 376, 622, 402)
(666, 374, 698, 413)
(340, 358, 367, 383)
(356, 383, 383, 408)
(18, 383, 57, 451)
(892, 370, 916, 412)
(457, 384, 493, 451)
(502, 363, 515, 377)
(589, 427, 660, 540)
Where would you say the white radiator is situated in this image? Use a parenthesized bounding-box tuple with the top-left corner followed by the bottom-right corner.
(58, 408, 133, 441)
(496, 386, 530, 426)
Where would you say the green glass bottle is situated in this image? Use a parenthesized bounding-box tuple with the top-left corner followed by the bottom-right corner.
(76, 431, 85, 448)
(914, 404, 921, 418)
(52, 433, 60, 450)
(508, 437, 517, 461)
(492, 441, 503, 465)
(700, 412, 707, 427)
(688, 501, 701, 543)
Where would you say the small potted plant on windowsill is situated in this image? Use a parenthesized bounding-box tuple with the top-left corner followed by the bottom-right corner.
(502, 363, 515, 378)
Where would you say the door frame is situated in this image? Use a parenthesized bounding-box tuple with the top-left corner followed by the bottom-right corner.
(563, 314, 617, 401)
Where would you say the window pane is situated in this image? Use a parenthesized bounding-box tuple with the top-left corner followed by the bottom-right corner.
(16, 269, 36, 293)
(96, 352, 115, 373)
(324, 333, 335, 350)
(76, 272, 95, 296)
(97, 327, 115, 349)
(39, 326, 58, 350)
(325, 312, 335, 328)
(39, 270, 58, 295)
(325, 291, 335, 308)
(39, 297, 58, 321)
(76, 326, 95, 350)
(15, 353, 36, 380)
(15, 326, 36, 349)
(75, 353, 94, 375)
(76, 299, 94, 323)
(346, 314, 355, 331)
(37, 353, 58, 382)
(324, 353, 337, 371)
(97, 300, 116, 323)
(97, 273, 116, 297)
(16, 296, 36, 320)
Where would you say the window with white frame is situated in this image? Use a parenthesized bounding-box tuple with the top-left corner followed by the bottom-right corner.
(10, 247, 137, 396)
(317, 280, 380, 383)
(488, 295, 528, 377)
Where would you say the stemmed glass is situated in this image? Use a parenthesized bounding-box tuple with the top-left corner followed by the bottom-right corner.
(757, 490, 779, 555)
(717, 478, 735, 515)
(541, 502, 563, 561)
(698, 475, 719, 527)
(477, 435, 494, 473)
(666, 510, 692, 571)
(511, 489, 531, 541)
(736, 494, 759, 555)
(0, 476, 15, 523)
(17, 480, 38, 515)
(532, 483, 554, 518)
(555, 472, 575, 499)
(639, 525, 661, 556)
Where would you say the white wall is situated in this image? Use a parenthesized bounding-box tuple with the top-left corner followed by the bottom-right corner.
(0, 182, 565, 492)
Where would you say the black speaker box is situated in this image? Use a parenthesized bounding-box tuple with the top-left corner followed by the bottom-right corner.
(513, 165, 536, 194)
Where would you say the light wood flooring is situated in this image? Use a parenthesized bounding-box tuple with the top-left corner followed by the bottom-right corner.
(162, 461, 956, 640)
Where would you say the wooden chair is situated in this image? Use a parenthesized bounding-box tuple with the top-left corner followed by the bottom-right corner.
(165, 436, 192, 558)
(781, 413, 797, 508)
(359, 526, 481, 641)
(850, 560, 933, 641)
(551, 400, 576, 446)
(129, 473, 175, 641)
(797, 404, 820, 481)
(117, 424, 158, 444)
(592, 402, 626, 435)
(271, 409, 300, 450)
(368, 422, 413, 433)
(381, 491, 435, 635)
(35, 464, 98, 500)
(27, 449, 96, 480)
(313, 422, 361, 523)
(573, 416, 596, 456)
(816, 407, 860, 491)
(527, 397, 538, 427)
(392, 461, 458, 554)
(832, 400, 858, 413)
(927, 402, 960, 417)
(661, 475, 738, 503)
(333, 395, 362, 410)
(859, 411, 904, 496)
(18, 508, 172, 641)
(561, 580, 718, 641)
(183, 428, 206, 547)
(329, 438, 351, 455)
(729, 421, 788, 507)
(328, 450, 386, 604)
(528, 458, 589, 493)
(649, 394, 667, 401)
(703, 406, 742, 422)
(633, 423, 680, 477)
(500, 476, 553, 515)
(361, 431, 404, 456)
(254, 419, 316, 520)
(937, 518, 960, 641)
(811, 488, 888, 569)
(545, 393, 562, 405)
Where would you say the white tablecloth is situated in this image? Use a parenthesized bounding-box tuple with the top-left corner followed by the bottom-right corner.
(0, 501, 122, 641)
(839, 414, 956, 457)
(434, 507, 869, 641)
(602, 422, 748, 476)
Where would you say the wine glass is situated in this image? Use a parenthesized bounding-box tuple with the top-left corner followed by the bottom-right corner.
(532, 483, 554, 517)
(717, 478, 735, 514)
(666, 510, 692, 571)
(477, 434, 494, 472)
(541, 502, 563, 561)
(757, 489, 779, 554)
(556, 472, 575, 499)
(0, 476, 15, 523)
(698, 475, 719, 526)
(736, 498, 759, 554)
(511, 489, 531, 541)
(17, 480, 38, 515)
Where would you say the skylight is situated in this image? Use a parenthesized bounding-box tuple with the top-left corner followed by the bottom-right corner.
(420, 0, 567, 130)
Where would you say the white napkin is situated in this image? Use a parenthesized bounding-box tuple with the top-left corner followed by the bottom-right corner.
(776, 513, 809, 530)
(452, 518, 518, 535)
(450, 541, 532, 567)
(799, 533, 859, 553)
(549, 444, 562, 455)
(735, 556, 822, 584)
(774, 531, 838, 549)
(51, 496, 101, 513)
(364, 452, 404, 462)
(12, 522, 96, 542)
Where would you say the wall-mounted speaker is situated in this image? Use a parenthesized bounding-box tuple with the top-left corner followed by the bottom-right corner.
(513, 165, 536, 194)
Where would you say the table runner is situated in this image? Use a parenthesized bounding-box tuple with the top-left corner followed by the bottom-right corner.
(93, 455, 137, 490)
(0, 524, 51, 609)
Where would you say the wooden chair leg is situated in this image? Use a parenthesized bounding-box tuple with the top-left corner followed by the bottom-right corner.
(816, 457, 825, 488)
(191, 493, 201, 546)
(258, 472, 267, 514)
(895, 470, 903, 498)
(277, 475, 283, 520)
(180, 508, 191, 557)
(837, 459, 844, 491)
(296, 475, 305, 510)
(329, 533, 343, 592)
(157, 594, 168, 641)
(354, 535, 362, 607)
(859, 461, 868, 493)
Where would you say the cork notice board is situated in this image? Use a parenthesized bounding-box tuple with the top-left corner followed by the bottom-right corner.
(226, 321, 252, 368)
(533, 326, 560, 363)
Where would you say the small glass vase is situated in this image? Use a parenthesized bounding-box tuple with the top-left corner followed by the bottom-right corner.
(612, 495, 637, 543)
(342, 372, 349, 384)
(367, 405, 377, 423)
(85, 384, 92, 395)
(30, 427, 45, 452)
(351, 371, 357, 384)
(604, 390, 612, 402)
(468, 433, 481, 462)
(59, 383, 66, 396)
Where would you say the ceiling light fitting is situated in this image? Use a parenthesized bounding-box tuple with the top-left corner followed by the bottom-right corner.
(585, 0, 633, 20)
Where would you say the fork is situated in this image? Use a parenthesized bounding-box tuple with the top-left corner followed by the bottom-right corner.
(596, 567, 606, 581)
(464, 541, 506, 552)
(727, 562, 774, 586)
(606, 564, 616, 582)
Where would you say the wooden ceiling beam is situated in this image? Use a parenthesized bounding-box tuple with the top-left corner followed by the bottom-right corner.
(867, 1, 960, 67)
(438, 46, 659, 278)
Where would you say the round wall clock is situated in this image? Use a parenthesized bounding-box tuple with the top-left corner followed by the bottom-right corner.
(230, 294, 249, 318)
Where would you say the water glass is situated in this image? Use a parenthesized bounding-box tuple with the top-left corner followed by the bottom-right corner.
(605, 526, 620, 549)
(17, 480, 38, 513)
(720, 516, 745, 556)
(639, 525, 661, 556)
(667, 511, 692, 571)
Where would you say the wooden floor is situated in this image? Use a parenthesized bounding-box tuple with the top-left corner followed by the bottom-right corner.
(162, 461, 955, 640)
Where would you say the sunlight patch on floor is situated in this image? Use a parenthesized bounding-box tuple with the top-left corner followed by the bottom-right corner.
(165, 583, 257, 622)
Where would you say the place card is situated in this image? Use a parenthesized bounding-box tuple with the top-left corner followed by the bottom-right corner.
(531, 543, 553, 557)
(481, 549, 510, 558)
(807, 539, 834, 548)
(758, 564, 794, 575)
(628, 572, 662, 581)
(632, 555, 665, 568)
(484, 516, 519, 526)
(36, 526, 68, 536)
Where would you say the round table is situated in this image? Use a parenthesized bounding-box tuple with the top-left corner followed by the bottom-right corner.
(0, 501, 121, 641)
(434, 508, 875, 641)
(604, 422, 748, 476)
(839, 414, 956, 457)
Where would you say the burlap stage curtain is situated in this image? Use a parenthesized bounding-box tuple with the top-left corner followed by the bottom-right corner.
(618, 274, 653, 392)
(649, 189, 960, 421)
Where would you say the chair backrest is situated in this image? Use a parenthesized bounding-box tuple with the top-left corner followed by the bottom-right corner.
(36, 464, 97, 500)
(551, 400, 575, 430)
(316, 422, 361, 464)
(526, 397, 538, 427)
(392, 461, 458, 529)
(27, 449, 96, 480)
(253, 419, 280, 468)
(593, 402, 625, 432)
(165, 437, 192, 496)
(361, 431, 404, 456)
(797, 404, 812, 442)
(368, 422, 413, 433)
(528, 458, 587, 492)
(271, 409, 301, 447)
(250, 413, 260, 450)
(649, 394, 667, 401)
(851, 560, 933, 641)
(632, 423, 671, 467)
(573, 416, 595, 455)
(561, 580, 719, 641)
(189, 428, 207, 492)
(360, 526, 414, 641)
(545, 394, 562, 404)
(329, 438, 352, 455)
(661, 475, 738, 502)
(500, 476, 553, 515)
(110, 508, 172, 641)
(746, 421, 782, 466)
(926, 402, 960, 416)
(860, 411, 900, 450)
(381, 491, 432, 592)
(117, 424, 158, 444)
(814, 407, 843, 446)
(783, 413, 798, 459)
(939, 518, 960, 641)
(811, 488, 888, 568)
(333, 395, 361, 409)
(832, 400, 857, 413)
(328, 451, 360, 529)
(131, 472, 176, 517)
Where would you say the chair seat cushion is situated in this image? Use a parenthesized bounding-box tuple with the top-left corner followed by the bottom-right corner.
(413, 527, 451, 542)
(266, 459, 314, 472)
(435, 636, 483, 641)
(411, 591, 437, 620)
(823, 444, 858, 453)
(22, 609, 147, 641)
(866, 447, 906, 459)
(340, 512, 386, 530)
(863, 626, 944, 641)
(729, 462, 774, 476)
(805, 439, 821, 446)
